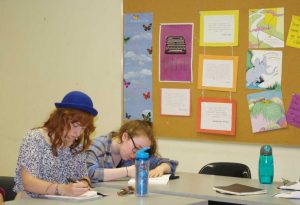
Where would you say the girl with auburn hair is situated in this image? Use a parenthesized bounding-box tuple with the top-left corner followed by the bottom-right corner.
(14, 91, 98, 199)
(44, 108, 95, 156)
(86, 120, 178, 182)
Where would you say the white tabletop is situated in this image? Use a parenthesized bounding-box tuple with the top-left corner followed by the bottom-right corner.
(6, 186, 207, 205)
(94, 172, 300, 205)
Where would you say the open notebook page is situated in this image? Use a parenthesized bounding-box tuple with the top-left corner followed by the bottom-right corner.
(44, 190, 101, 201)
(128, 174, 171, 185)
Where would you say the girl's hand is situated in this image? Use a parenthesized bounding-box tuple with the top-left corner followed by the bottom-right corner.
(149, 166, 164, 178)
(61, 181, 89, 196)
(149, 163, 171, 178)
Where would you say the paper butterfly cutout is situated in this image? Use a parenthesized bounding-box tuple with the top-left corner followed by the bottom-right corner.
(125, 112, 131, 119)
(142, 112, 151, 122)
(124, 36, 130, 43)
(124, 79, 131, 88)
(147, 47, 152, 55)
(133, 14, 139, 20)
(143, 91, 150, 100)
(143, 23, 152, 31)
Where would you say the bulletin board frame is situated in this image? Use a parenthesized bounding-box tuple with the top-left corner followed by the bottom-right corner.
(124, 0, 300, 146)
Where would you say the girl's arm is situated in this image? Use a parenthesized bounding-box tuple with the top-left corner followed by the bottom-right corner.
(21, 168, 89, 196)
(103, 165, 135, 181)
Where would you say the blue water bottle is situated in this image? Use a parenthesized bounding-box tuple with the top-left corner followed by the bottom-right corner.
(135, 147, 150, 197)
(259, 145, 274, 184)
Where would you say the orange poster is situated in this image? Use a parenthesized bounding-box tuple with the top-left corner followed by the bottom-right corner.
(197, 98, 236, 136)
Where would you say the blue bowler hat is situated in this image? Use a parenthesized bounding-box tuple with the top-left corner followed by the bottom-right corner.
(55, 91, 98, 116)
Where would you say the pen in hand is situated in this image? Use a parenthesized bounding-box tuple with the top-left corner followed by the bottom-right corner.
(67, 178, 92, 188)
(67, 178, 76, 183)
(66, 178, 108, 197)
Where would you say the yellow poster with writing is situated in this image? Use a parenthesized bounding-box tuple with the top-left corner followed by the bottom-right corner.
(286, 15, 300, 48)
(199, 10, 239, 47)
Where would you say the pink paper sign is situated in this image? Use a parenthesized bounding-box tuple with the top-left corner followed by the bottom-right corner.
(287, 94, 300, 128)
(159, 24, 193, 82)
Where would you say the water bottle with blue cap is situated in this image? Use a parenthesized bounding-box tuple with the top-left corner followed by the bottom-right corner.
(259, 145, 274, 184)
(135, 147, 150, 197)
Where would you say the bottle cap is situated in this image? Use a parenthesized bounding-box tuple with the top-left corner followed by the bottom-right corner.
(136, 147, 150, 159)
(260, 145, 272, 156)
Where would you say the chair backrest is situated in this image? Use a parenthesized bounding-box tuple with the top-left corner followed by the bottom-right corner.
(0, 176, 16, 201)
(199, 162, 251, 178)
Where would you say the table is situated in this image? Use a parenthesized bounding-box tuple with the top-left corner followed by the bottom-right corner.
(94, 172, 300, 205)
(5, 186, 207, 205)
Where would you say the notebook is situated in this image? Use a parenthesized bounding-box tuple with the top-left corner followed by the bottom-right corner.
(128, 174, 171, 185)
(45, 190, 101, 201)
(213, 183, 267, 196)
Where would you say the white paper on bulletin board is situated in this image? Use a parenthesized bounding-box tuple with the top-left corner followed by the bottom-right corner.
(161, 88, 191, 116)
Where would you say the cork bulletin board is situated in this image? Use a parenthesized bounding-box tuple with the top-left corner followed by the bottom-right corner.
(123, 0, 300, 146)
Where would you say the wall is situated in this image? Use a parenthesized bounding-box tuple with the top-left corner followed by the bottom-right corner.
(0, 0, 299, 181)
(0, 0, 123, 175)
(158, 139, 300, 180)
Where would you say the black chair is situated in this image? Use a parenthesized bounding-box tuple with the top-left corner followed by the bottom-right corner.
(0, 176, 16, 201)
(199, 162, 251, 178)
(199, 162, 251, 205)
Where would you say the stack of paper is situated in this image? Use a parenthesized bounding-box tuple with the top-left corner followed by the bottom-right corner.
(45, 190, 101, 201)
(213, 183, 267, 196)
(128, 174, 171, 185)
(275, 191, 300, 199)
(279, 181, 300, 191)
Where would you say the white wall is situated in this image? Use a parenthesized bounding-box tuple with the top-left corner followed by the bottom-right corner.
(158, 139, 300, 181)
(0, 0, 123, 175)
(0, 0, 299, 182)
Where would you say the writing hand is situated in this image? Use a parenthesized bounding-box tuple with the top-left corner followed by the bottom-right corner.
(149, 166, 164, 178)
(64, 179, 89, 196)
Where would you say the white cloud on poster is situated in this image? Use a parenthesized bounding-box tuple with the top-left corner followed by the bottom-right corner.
(124, 51, 151, 65)
(124, 69, 152, 79)
(131, 33, 152, 40)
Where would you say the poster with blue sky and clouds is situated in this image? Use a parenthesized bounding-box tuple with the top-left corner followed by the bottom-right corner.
(123, 13, 153, 121)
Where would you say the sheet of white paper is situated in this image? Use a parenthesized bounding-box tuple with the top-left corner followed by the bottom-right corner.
(203, 15, 235, 43)
(202, 59, 234, 88)
(279, 181, 300, 191)
(45, 190, 101, 201)
(200, 102, 232, 131)
(128, 174, 171, 185)
(275, 191, 300, 199)
(161, 88, 190, 116)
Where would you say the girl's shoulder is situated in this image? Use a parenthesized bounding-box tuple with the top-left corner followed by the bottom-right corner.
(88, 134, 112, 153)
(22, 129, 48, 146)
(91, 134, 112, 146)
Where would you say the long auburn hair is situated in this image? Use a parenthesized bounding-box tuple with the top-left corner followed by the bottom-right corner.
(112, 120, 158, 155)
(43, 108, 95, 156)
